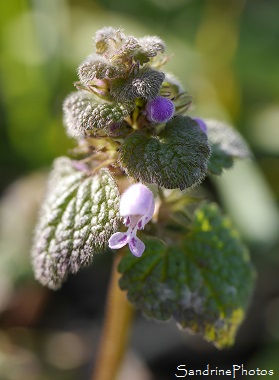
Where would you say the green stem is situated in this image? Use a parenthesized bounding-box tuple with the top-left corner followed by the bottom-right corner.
(91, 251, 134, 380)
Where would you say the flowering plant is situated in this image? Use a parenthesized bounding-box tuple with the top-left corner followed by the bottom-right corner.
(31, 26, 255, 369)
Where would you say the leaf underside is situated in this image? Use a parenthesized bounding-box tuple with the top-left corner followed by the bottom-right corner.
(32, 157, 120, 289)
(78, 54, 126, 82)
(63, 91, 133, 138)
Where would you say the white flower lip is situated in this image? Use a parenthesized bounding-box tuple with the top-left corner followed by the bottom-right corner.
(108, 183, 155, 257)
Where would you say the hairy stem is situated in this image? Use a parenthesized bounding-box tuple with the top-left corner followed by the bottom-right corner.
(91, 251, 134, 380)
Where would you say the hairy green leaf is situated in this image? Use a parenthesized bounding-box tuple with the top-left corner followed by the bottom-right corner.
(95, 27, 123, 55)
(110, 68, 165, 101)
(95, 27, 140, 61)
(78, 54, 126, 82)
(134, 36, 166, 64)
(119, 116, 211, 190)
(138, 36, 166, 57)
(63, 91, 133, 137)
(206, 119, 251, 175)
(119, 203, 255, 348)
(32, 157, 120, 290)
(110, 36, 141, 62)
(94, 27, 165, 66)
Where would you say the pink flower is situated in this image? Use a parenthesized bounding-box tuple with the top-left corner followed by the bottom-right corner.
(108, 183, 155, 257)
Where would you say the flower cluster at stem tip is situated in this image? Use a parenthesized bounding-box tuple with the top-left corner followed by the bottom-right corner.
(108, 183, 155, 257)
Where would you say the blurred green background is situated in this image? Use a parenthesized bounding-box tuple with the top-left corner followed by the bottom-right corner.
(0, 0, 279, 379)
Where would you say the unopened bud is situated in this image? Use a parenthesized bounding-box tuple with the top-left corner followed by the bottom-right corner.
(145, 96, 175, 123)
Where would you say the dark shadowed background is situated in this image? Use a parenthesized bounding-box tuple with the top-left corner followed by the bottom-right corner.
(0, 0, 279, 379)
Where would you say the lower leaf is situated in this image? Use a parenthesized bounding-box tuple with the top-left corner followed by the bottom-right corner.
(118, 202, 255, 348)
(32, 157, 120, 289)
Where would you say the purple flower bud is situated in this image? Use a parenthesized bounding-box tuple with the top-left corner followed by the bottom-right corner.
(145, 96, 175, 123)
(108, 183, 155, 257)
(194, 118, 207, 134)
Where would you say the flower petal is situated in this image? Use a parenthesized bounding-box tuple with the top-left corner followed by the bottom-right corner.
(129, 236, 145, 257)
(108, 232, 128, 249)
(120, 184, 154, 217)
(123, 216, 130, 226)
(138, 197, 155, 229)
